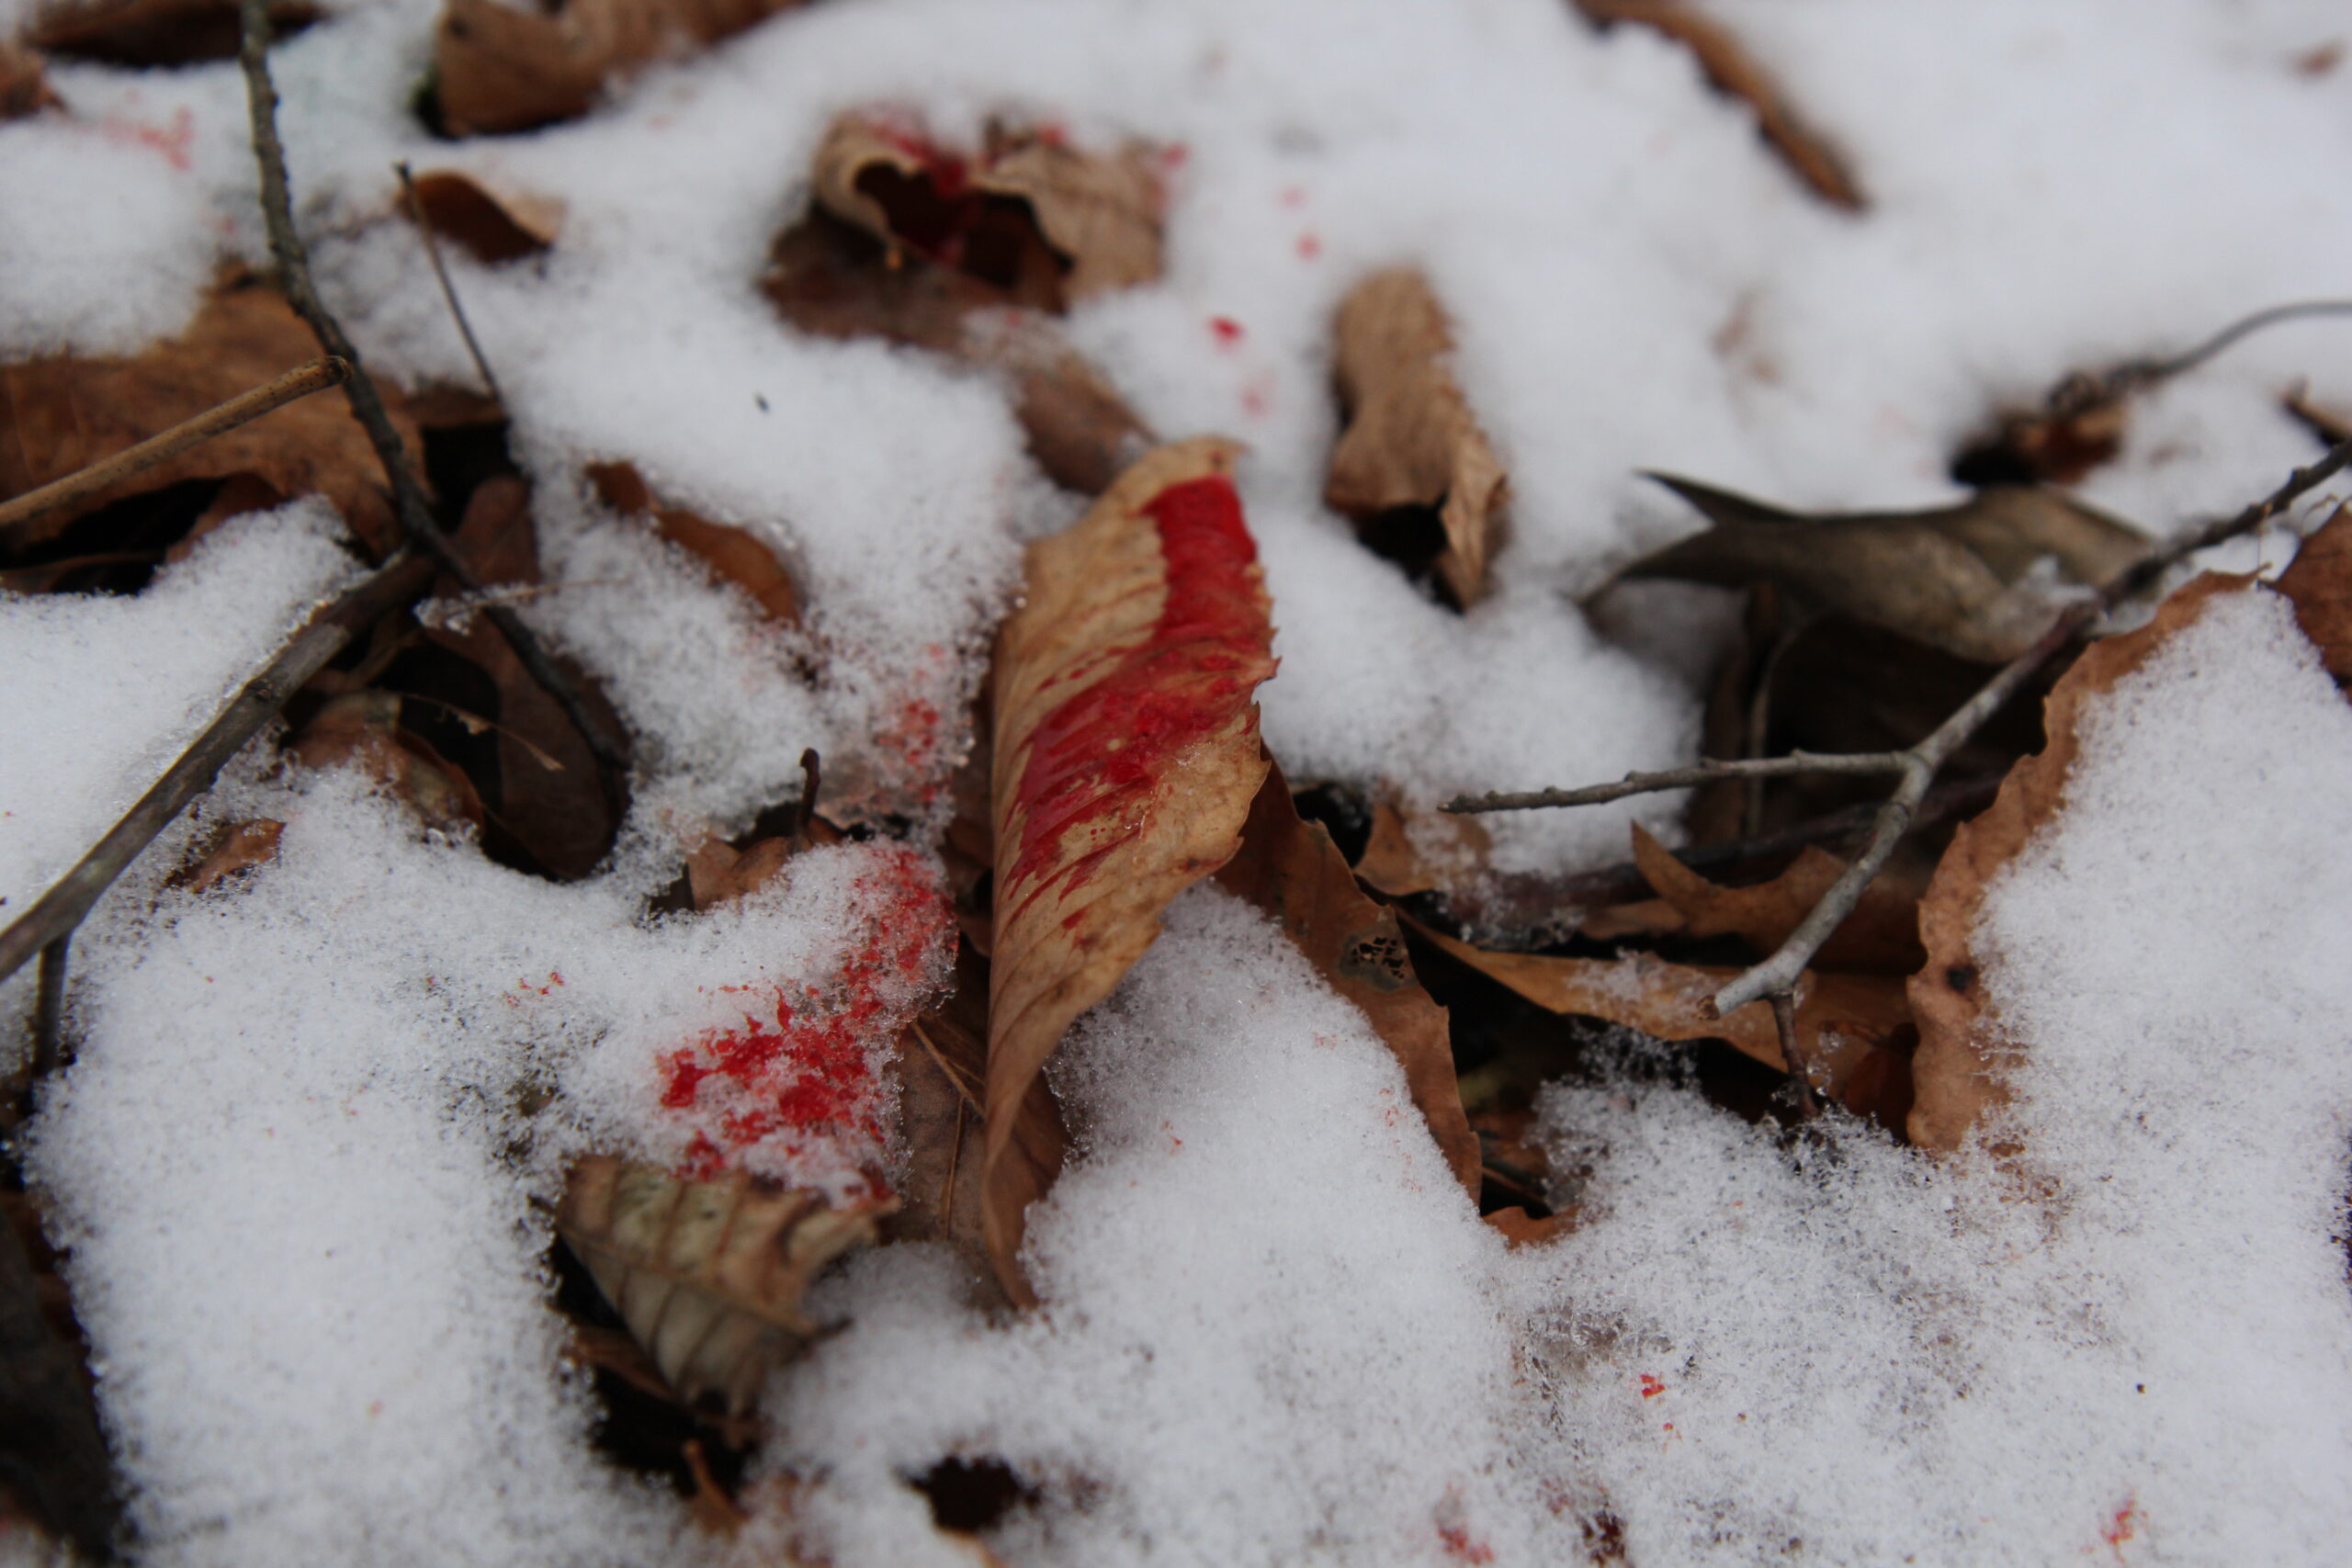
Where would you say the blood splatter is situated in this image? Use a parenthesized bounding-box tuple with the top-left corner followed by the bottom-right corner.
(1208, 315, 1245, 345)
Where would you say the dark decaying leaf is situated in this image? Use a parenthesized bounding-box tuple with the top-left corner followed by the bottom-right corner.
(26, 0, 313, 64)
(0, 273, 418, 555)
(0, 39, 59, 118)
(1626, 473, 2151, 663)
(404, 167, 562, 264)
(556, 1156, 891, 1416)
(433, 0, 808, 137)
(0, 1192, 117, 1561)
(2277, 503, 2352, 685)
(588, 461, 800, 627)
(985, 437, 1277, 1303)
(1326, 268, 1508, 609)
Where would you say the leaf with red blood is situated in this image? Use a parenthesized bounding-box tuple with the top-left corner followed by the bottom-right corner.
(985, 437, 1277, 1303)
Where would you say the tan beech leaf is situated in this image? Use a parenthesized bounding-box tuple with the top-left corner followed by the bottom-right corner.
(404, 168, 562, 263)
(1574, 0, 1863, 210)
(290, 691, 487, 831)
(985, 437, 1278, 1301)
(1630, 822, 1923, 974)
(1418, 924, 1916, 1127)
(811, 115, 1163, 310)
(588, 460, 800, 626)
(0, 274, 417, 554)
(2277, 504, 2352, 686)
(180, 819, 283, 895)
(557, 1156, 891, 1416)
(1627, 473, 2152, 663)
(0, 40, 60, 118)
(1326, 269, 1509, 609)
(1907, 573, 2256, 1153)
(1214, 756, 1481, 1198)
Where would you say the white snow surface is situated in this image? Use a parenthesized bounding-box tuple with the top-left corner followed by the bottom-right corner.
(4, 0, 2352, 1562)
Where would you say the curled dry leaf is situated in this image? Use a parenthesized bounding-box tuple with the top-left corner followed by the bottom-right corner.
(1326, 268, 1508, 609)
(1573, 0, 1863, 211)
(1907, 574, 2256, 1153)
(2277, 503, 2352, 684)
(1214, 757, 1482, 1198)
(985, 437, 1278, 1302)
(1417, 922, 1916, 1127)
(403, 168, 562, 264)
(812, 115, 1164, 310)
(1630, 822, 1923, 974)
(433, 0, 806, 136)
(0, 275, 418, 555)
(0, 40, 59, 118)
(290, 691, 487, 831)
(588, 460, 800, 627)
(1628, 473, 2152, 663)
(556, 1156, 891, 1416)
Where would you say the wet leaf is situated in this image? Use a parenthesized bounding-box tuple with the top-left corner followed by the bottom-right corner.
(1626, 473, 2151, 662)
(289, 690, 487, 831)
(1417, 923, 1916, 1127)
(27, 0, 313, 65)
(1215, 756, 1482, 1198)
(0, 40, 59, 118)
(2277, 503, 2352, 685)
(1908, 573, 2255, 1152)
(984, 437, 1277, 1302)
(588, 461, 800, 627)
(0, 274, 417, 555)
(1326, 268, 1508, 608)
(432, 0, 807, 136)
(1631, 822, 1923, 974)
(555, 1156, 891, 1417)
(404, 167, 561, 264)
(1573, 0, 1864, 210)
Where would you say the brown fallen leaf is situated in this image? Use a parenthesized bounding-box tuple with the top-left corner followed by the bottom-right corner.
(27, 0, 313, 65)
(0, 274, 417, 555)
(556, 1156, 891, 1416)
(1214, 757, 1482, 1198)
(1626, 474, 2151, 663)
(587, 460, 800, 627)
(1485, 1205, 1576, 1249)
(402, 168, 561, 264)
(0, 40, 59, 118)
(985, 437, 1278, 1302)
(1630, 822, 1923, 974)
(1574, 0, 1864, 211)
(289, 690, 487, 831)
(1907, 574, 2254, 1153)
(1952, 397, 2130, 489)
(885, 942, 991, 1274)
(812, 115, 1163, 310)
(1326, 269, 1508, 609)
(2276, 503, 2352, 685)
(1418, 923, 1916, 1127)
(179, 819, 283, 895)
(432, 0, 807, 137)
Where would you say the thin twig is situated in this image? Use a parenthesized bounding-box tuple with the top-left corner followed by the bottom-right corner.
(796, 748, 822, 840)
(237, 1, 628, 813)
(0, 553, 433, 991)
(2052, 299, 2352, 417)
(30, 936, 68, 1078)
(1446, 751, 1907, 815)
(1770, 991, 1814, 1119)
(393, 160, 503, 404)
(0, 356, 347, 539)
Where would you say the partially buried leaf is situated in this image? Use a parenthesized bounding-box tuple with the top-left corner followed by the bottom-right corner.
(0, 40, 59, 118)
(587, 461, 799, 627)
(1907, 573, 2255, 1153)
(290, 691, 486, 832)
(2277, 504, 2352, 685)
(1626, 473, 2151, 663)
(27, 0, 313, 64)
(1326, 268, 1508, 609)
(403, 167, 561, 264)
(1417, 922, 1916, 1127)
(1630, 822, 1923, 974)
(985, 437, 1278, 1302)
(556, 1156, 891, 1416)
(0, 274, 417, 555)
(1214, 757, 1481, 1197)
(180, 819, 283, 895)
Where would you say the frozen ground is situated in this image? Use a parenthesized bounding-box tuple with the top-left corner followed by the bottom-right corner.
(4, 0, 2352, 1562)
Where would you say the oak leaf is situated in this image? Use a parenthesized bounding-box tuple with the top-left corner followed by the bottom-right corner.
(432, 0, 807, 136)
(1326, 269, 1508, 609)
(556, 1156, 890, 1416)
(984, 437, 1277, 1302)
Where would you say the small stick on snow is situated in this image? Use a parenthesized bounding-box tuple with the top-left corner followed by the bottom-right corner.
(1770, 991, 1815, 1119)
(30, 934, 68, 1077)
(2048, 298, 2352, 418)
(393, 160, 504, 405)
(796, 748, 822, 839)
(238, 1, 628, 812)
(0, 356, 348, 539)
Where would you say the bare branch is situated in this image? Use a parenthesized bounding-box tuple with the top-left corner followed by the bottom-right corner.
(0, 356, 347, 539)
(1445, 750, 1907, 815)
(393, 160, 503, 405)
(1771, 991, 1815, 1119)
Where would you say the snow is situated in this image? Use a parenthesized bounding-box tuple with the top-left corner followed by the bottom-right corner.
(6, 0, 2352, 1561)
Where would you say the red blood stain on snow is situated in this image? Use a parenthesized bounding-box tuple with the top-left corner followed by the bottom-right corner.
(1438, 1519, 1495, 1563)
(2100, 1497, 2142, 1561)
(1004, 474, 1274, 913)
(1208, 315, 1245, 346)
(1279, 185, 1306, 209)
(1239, 375, 1273, 419)
(101, 106, 194, 171)
(659, 846, 951, 1179)
(1638, 1374, 1665, 1399)
(1296, 231, 1321, 260)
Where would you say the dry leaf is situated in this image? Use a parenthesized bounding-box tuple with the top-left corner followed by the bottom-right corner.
(2277, 504, 2352, 685)
(556, 1156, 890, 1416)
(1574, 0, 1864, 210)
(27, 0, 313, 64)
(1630, 822, 1923, 974)
(289, 691, 487, 831)
(180, 819, 283, 895)
(885, 942, 991, 1270)
(1326, 269, 1508, 609)
(984, 437, 1278, 1302)
(1486, 1206, 1576, 1248)
(811, 116, 1163, 310)
(0, 275, 416, 554)
(404, 168, 561, 263)
(1907, 574, 2254, 1153)
(1419, 924, 1915, 1126)
(1214, 758, 1482, 1198)
(1627, 474, 2151, 663)
(433, 0, 806, 136)
(588, 460, 800, 627)
(0, 40, 59, 118)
